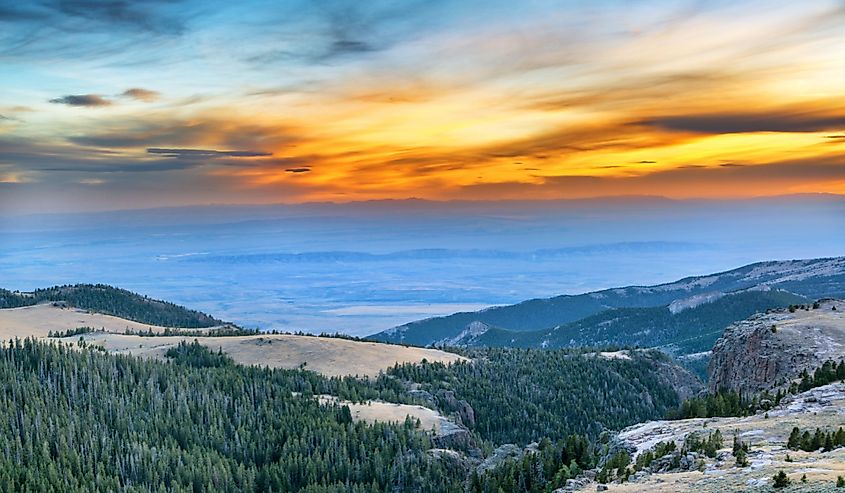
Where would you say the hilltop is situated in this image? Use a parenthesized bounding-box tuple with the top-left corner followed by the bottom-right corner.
(0, 284, 224, 328)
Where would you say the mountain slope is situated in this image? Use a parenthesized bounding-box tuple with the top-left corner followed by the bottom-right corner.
(463, 289, 807, 355)
(370, 257, 845, 348)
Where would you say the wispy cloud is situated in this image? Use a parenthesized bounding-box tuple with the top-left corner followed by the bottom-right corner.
(147, 148, 272, 158)
(456, 154, 845, 200)
(121, 88, 160, 102)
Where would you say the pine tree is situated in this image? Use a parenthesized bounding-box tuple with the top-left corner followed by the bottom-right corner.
(773, 470, 790, 488)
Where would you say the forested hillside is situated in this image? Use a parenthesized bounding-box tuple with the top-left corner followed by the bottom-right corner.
(467, 290, 806, 355)
(388, 348, 699, 444)
(0, 339, 698, 492)
(0, 284, 223, 327)
(0, 339, 458, 492)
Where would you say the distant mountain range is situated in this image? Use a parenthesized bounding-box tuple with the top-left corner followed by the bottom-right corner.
(172, 241, 701, 264)
(368, 257, 845, 356)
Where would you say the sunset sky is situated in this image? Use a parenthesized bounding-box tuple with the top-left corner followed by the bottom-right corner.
(1, 0, 844, 212)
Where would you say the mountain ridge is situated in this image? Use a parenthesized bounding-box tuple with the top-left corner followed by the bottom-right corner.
(370, 257, 845, 352)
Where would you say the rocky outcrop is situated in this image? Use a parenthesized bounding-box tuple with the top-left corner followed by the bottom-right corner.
(603, 383, 845, 492)
(431, 422, 475, 450)
(477, 444, 523, 473)
(433, 321, 491, 347)
(708, 299, 845, 394)
(435, 389, 476, 428)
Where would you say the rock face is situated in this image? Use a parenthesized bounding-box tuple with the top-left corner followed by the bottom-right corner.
(650, 354, 704, 401)
(708, 299, 845, 394)
(431, 422, 474, 450)
(435, 389, 476, 428)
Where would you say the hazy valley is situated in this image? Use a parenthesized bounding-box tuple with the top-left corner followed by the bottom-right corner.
(3, 198, 844, 336)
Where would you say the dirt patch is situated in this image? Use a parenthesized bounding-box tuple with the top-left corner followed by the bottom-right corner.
(318, 395, 450, 434)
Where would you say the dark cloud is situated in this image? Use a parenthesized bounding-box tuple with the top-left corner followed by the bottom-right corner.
(285, 167, 311, 173)
(67, 121, 220, 148)
(0, 135, 202, 174)
(121, 87, 160, 102)
(49, 89, 158, 108)
(0, 135, 275, 175)
(326, 39, 376, 57)
(0, 113, 22, 124)
(147, 148, 272, 158)
(49, 94, 112, 107)
(638, 110, 845, 134)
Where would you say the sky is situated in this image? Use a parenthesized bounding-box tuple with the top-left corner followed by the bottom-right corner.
(1, 0, 845, 213)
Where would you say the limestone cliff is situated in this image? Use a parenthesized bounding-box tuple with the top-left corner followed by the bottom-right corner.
(708, 299, 845, 394)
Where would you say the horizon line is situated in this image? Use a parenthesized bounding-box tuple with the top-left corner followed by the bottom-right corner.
(3, 192, 845, 218)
